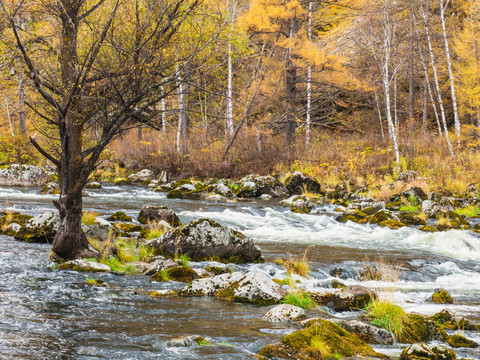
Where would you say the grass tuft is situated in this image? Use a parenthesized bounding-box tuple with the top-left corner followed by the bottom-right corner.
(282, 291, 316, 309)
(364, 299, 405, 339)
(82, 211, 99, 225)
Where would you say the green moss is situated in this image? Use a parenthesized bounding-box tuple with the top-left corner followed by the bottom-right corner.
(153, 266, 197, 282)
(419, 225, 439, 232)
(167, 188, 205, 200)
(401, 313, 447, 343)
(446, 334, 479, 348)
(205, 265, 232, 275)
(259, 319, 387, 360)
(455, 205, 480, 218)
(0, 213, 33, 227)
(398, 213, 427, 226)
(431, 290, 454, 304)
(368, 210, 395, 224)
(386, 200, 403, 211)
(378, 219, 406, 229)
(106, 211, 132, 222)
(113, 177, 130, 185)
(337, 211, 368, 224)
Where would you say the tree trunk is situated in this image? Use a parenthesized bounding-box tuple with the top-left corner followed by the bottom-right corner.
(51, 0, 90, 259)
(440, 0, 461, 147)
(16, 50, 26, 134)
(285, 18, 298, 150)
(408, 4, 415, 122)
(161, 86, 166, 132)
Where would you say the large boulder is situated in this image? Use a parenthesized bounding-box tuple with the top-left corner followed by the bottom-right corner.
(146, 218, 263, 263)
(284, 172, 323, 195)
(137, 205, 181, 227)
(259, 319, 388, 360)
(180, 269, 286, 305)
(15, 211, 60, 243)
(235, 175, 287, 198)
(0, 164, 49, 186)
(347, 200, 386, 215)
(399, 343, 456, 360)
(311, 285, 375, 312)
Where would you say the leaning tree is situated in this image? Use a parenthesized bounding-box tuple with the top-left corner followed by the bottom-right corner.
(1, 0, 208, 259)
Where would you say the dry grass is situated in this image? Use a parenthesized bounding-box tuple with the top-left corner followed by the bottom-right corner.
(102, 121, 479, 196)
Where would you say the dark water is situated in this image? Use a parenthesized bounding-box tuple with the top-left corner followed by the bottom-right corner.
(1, 185, 480, 359)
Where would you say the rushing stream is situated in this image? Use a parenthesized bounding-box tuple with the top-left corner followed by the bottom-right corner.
(1, 185, 480, 359)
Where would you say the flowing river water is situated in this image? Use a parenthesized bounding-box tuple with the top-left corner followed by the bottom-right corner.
(1, 185, 480, 359)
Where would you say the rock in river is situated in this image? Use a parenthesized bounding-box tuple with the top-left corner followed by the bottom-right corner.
(263, 304, 305, 322)
(0, 164, 49, 186)
(180, 269, 286, 305)
(399, 343, 456, 360)
(146, 218, 263, 263)
(137, 205, 181, 227)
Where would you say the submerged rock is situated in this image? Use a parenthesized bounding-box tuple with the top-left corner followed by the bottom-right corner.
(137, 205, 181, 227)
(166, 335, 209, 347)
(258, 319, 387, 360)
(0, 164, 49, 186)
(263, 304, 305, 322)
(284, 172, 323, 195)
(281, 195, 313, 214)
(311, 285, 375, 312)
(399, 343, 456, 360)
(57, 259, 111, 272)
(146, 218, 262, 263)
(446, 334, 479, 348)
(429, 288, 454, 304)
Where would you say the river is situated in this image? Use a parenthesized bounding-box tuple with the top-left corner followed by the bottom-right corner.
(1, 185, 479, 359)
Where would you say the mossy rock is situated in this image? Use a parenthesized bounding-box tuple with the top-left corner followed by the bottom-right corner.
(205, 265, 232, 275)
(362, 206, 382, 215)
(152, 266, 198, 283)
(431, 309, 480, 331)
(172, 179, 192, 188)
(167, 188, 206, 200)
(398, 213, 427, 226)
(379, 219, 406, 229)
(386, 200, 403, 211)
(113, 177, 131, 186)
(0, 213, 33, 227)
(400, 313, 447, 343)
(368, 210, 397, 224)
(419, 226, 439, 232)
(113, 222, 143, 235)
(106, 211, 132, 222)
(399, 343, 456, 360)
(337, 211, 368, 224)
(446, 334, 479, 348)
(435, 211, 471, 230)
(150, 289, 176, 297)
(85, 182, 102, 189)
(430, 289, 454, 304)
(258, 319, 387, 360)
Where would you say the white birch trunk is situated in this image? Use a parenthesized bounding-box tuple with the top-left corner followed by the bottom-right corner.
(440, 0, 461, 146)
(226, 0, 236, 136)
(176, 68, 184, 154)
(161, 86, 166, 132)
(423, 0, 455, 156)
(305, 0, 312, 147)
(374, 88, 385, 140)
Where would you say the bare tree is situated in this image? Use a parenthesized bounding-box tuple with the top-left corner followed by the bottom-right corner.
(1, 0, 203, 259)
